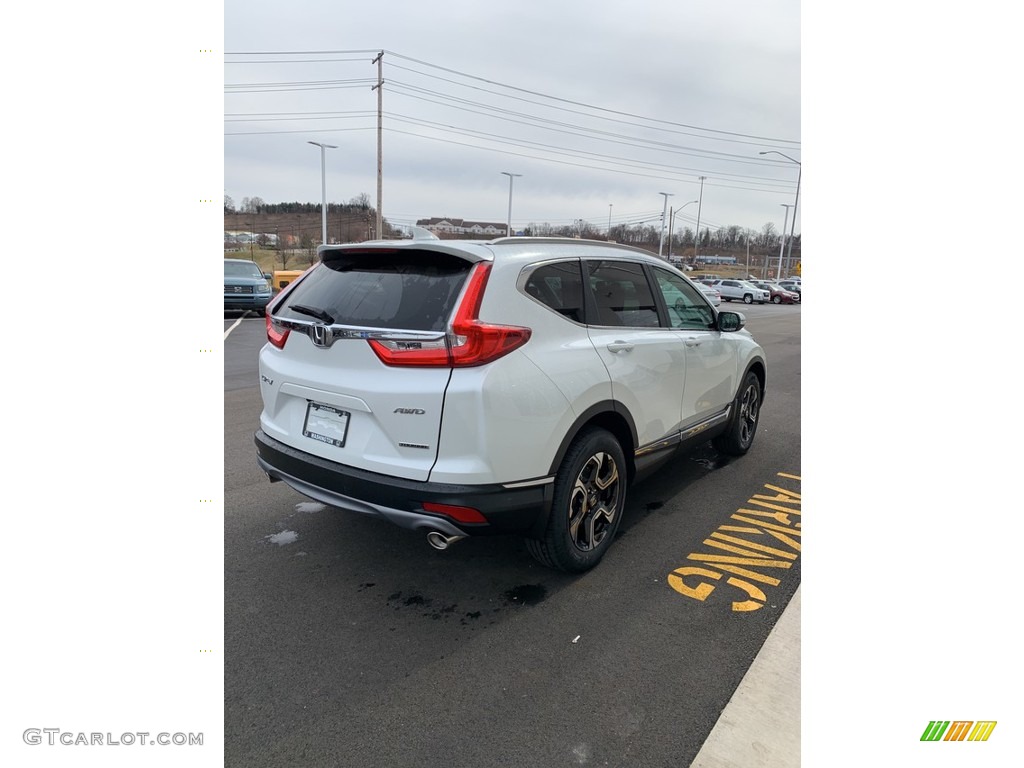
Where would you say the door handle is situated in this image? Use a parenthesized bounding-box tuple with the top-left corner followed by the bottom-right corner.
(684, 337, 701, 347)
(606, 341, 634, 353)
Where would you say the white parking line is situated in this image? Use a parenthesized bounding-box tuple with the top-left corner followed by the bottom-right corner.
(224, 315, 245, 340)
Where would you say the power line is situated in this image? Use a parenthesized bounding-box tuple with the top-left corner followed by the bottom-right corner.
(384, 127, 796, 195)
(385, 63, 797, 152)
(382, 50, 799, 145)
(385, 113, 795, 190)
(225, 78, 376, 88)
(224, 49, 381, 55)
(224, 58, 372, 64)
(223, 48, 799, 147)
(386, 82, 795, 168)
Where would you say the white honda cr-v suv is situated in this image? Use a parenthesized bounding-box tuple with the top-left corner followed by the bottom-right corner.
(255, 233, 766, 572)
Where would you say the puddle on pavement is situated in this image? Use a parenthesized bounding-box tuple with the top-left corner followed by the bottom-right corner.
(502, 584, 547, 606)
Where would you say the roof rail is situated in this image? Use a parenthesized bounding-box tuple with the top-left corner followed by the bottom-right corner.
(487, 236, 654, 256)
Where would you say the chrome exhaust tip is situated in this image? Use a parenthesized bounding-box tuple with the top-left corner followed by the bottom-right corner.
(426, 531, 466, 551)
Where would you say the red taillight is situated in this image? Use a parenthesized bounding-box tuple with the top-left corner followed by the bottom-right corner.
(265, 265, 315, 349)
(368, 262, 531, 367)
(422, 502, 487, 525)
(367, 337, 450, 366)
(266, 313, 290, 349)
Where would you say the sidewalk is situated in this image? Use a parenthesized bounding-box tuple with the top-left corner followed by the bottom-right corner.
(691, 587, 801, 767)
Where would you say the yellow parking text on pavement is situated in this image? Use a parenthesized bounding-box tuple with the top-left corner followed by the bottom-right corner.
(667, 472, 801, 612)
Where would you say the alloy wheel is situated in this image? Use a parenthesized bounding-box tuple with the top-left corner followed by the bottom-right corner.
(738, 380, 760, 445)
(567, 452, 621, 552)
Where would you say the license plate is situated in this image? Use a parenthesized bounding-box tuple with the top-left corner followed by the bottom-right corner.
(303, 402, 350, 447)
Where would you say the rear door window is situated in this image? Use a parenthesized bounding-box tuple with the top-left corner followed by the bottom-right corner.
(275, 250, 472, 331)
(585, 261, 661, 328)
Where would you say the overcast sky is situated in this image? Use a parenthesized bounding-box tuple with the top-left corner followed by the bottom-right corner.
(7, 5, 1024, 765)
(224, 0, 801, 238)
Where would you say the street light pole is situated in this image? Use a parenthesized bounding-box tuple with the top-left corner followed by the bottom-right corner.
(759, 151, 801, 273)
(667, 199, 699, 260)
(658, 192, 673, 257)
(308, 141, 337, 246)
(777, 204, 793, 280)
(501, 171, 522, 236)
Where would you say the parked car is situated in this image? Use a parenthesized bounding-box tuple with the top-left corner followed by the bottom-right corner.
(751, 281, 800, 304)
(255, 235, 766, 573)
(225, 258, 273, 314)
(708, 279, 771, 304)
(698, 283, 722, 307)
(778, 279, 802, 295)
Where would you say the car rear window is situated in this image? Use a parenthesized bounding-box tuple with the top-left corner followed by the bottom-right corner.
(275, 249, 472, 331)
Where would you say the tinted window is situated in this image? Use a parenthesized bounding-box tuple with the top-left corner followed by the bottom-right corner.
(653, 268, 716, 329)
(523, 261, 584, 322)
(276, 250, 471, 331)
(586, 261, 660, 327)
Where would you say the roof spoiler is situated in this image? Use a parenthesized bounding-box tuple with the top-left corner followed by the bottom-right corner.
(409, 226, 440, 241)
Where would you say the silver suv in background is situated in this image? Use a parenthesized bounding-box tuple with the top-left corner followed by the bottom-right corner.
(255, 234, 767, 572)
(708, 279, 771, 304)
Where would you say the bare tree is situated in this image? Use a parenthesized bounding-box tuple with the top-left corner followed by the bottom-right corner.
(240, 196, 266, 214)
(300, 232, 316, 265)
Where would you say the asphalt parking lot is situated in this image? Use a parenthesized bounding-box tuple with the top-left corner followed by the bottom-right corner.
(224, 302, 801, 768)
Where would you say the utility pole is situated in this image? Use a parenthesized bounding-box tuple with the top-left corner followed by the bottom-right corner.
(777, 204, 792, 280)
(372, 51, 384, 240)
(786, 163, 801, 273)
(667, 207, 674, 259)
(759, 151, 801, 278)
(694, 176, 706, 262)
(658, 192, 673, 258)
(501, 171, 521, 236)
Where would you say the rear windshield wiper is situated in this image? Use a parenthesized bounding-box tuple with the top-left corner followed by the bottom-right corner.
(290, 304, 336, 324)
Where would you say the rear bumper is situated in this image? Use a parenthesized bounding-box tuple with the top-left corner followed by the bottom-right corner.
(254, 430, 553, 536)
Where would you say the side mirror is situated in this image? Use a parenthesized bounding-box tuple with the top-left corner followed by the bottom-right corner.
(263, 273, 273, 280)
(718, 311, 746, 332)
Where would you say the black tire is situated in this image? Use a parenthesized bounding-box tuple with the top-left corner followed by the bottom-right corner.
(712, 370, 762, 456)
(743, 294, 753, 304)
(525, 428, 626, 573)
(772, 295, 782, 304)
